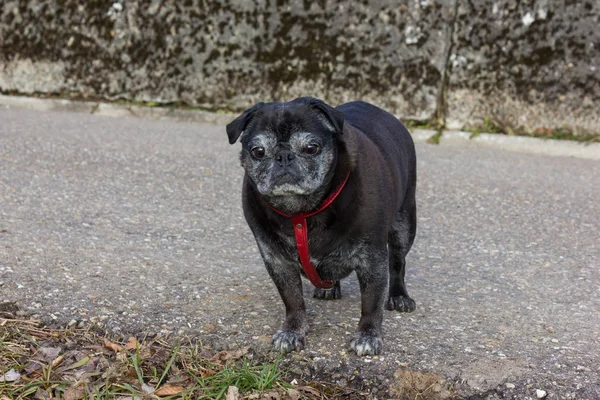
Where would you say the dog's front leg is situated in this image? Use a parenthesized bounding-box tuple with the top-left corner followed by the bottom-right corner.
(264, 262, 308, 354)
(350, 249, 389, 356)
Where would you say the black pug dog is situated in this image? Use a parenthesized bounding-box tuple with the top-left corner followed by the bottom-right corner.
(226, 97, 417, 356)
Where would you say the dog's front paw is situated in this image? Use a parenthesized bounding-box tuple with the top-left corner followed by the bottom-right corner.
(349, 332, 382, 356)
(385, 295, 416, 312)
(272, 330, 305, 354)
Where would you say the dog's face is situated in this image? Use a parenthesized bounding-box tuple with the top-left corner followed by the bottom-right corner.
(226, 98, 344, 198)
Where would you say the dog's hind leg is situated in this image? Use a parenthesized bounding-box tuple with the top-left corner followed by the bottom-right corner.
(313, 280, 342, 299)
(386, 187, 417, 312)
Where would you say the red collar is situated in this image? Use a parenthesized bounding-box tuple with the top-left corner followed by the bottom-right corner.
(267, 172, 351, 289)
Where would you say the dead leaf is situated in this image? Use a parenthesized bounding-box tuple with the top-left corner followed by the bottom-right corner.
(286, 388, 300, 400)
(154, 385, 186, 396)
(104, 339, 123, 352)
(63, 356, 91, 371)
(63, 386, 85, 400)
(146, 348, 170, 364)
(61, 350, 90, 365)
(35, 347, 61, 363)
(0, 369, 21, 382)
(297, 386, 321, 396)
(258, 389, 281, 399)
(51, 355, 64, 368)
(162, 373, 189, 385)
(209, 347, 249, 363)
(125, 336, 139, 351)
(34, 387, 51, 400)
(25, 360, 43, 376)
(226, 386, 240, 400)
(200, 366, 217, 377)
(141, 382, 155, 394)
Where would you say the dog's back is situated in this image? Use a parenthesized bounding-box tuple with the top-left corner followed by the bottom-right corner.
(337, 101, 416, 202)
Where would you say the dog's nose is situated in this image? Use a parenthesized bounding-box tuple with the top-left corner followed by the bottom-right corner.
(275, 150, 295, 167)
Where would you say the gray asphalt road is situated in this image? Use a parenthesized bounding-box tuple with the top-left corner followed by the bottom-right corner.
(1, 107, 599, 399)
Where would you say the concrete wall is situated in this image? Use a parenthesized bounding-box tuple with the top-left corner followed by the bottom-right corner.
(1, 0, 598, 134)
(448, 0, 600, 135)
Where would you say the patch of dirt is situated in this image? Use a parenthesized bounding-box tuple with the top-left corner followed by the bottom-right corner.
(390, 369, 454, 400)
(461, 357, 527, 392)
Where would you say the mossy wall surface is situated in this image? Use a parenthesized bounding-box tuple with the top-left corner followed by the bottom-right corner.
(0, 0, 598, 133)
(447, 0, 599, 134)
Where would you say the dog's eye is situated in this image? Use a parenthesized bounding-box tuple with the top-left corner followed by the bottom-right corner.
(302, 144, 320, 155)
(250, 146, 266, 159)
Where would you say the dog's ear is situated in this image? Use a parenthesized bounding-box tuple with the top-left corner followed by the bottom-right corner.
(226, 103, 265, 144)
(305, 98, 344, 134)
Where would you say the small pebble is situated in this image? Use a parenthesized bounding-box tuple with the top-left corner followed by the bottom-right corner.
(536, 389, 547, 398)
(505, 383, 515, 389)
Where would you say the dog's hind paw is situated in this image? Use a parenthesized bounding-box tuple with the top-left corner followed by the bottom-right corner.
(385, 295, 416, 312)
(349, 332, 382, 356)
(272, 330, 305, 354)
(313, 281, 342, 300)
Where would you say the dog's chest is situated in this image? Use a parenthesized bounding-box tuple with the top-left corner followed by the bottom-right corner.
(270, 226, 368, 278)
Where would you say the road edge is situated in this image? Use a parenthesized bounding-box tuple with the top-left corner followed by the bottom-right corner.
(1, 94, 599, 160)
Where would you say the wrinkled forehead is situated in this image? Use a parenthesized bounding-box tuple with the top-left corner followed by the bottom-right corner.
(248, 131, 317, 149)
(248, 103, 324, 141)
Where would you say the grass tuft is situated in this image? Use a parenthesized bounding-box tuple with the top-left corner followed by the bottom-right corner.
(426, 123, 445, 145)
